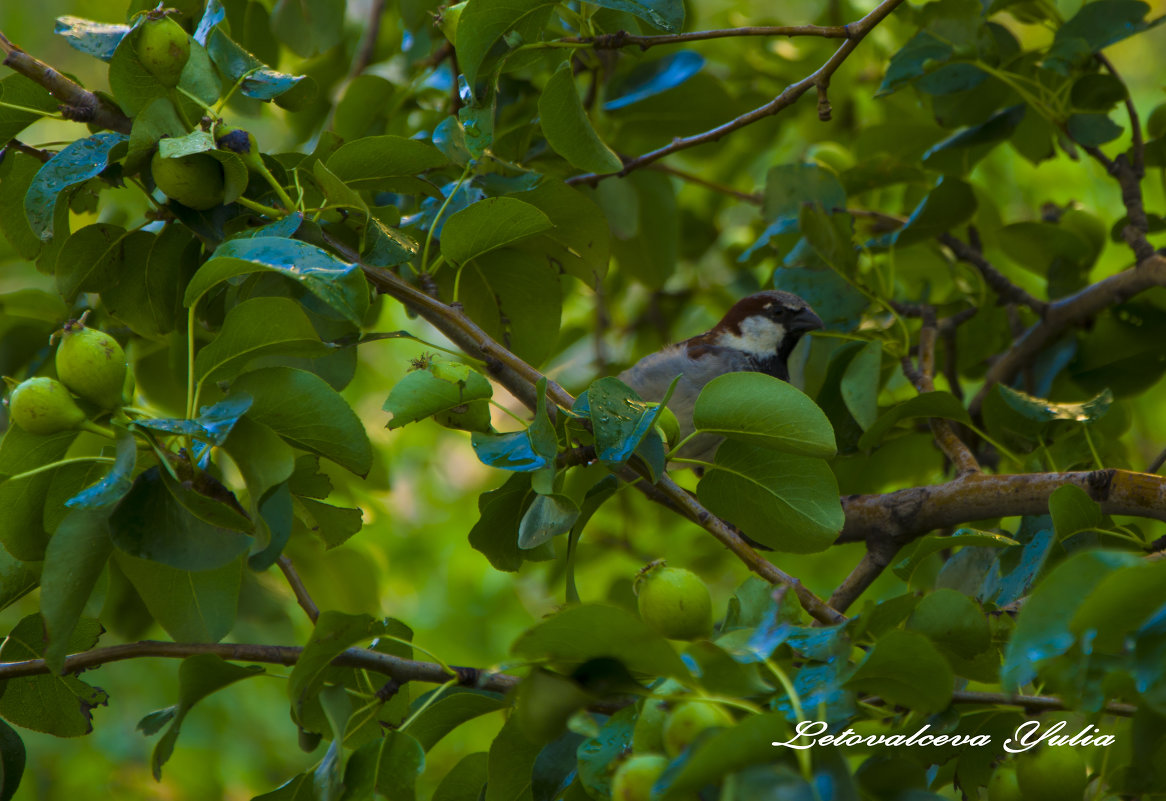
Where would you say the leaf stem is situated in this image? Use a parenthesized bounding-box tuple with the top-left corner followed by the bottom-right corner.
(421, 161, 473, 273)
(5, 455, 115, 483)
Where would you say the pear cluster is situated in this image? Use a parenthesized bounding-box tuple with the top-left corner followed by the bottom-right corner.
(6, 320, 128, 435)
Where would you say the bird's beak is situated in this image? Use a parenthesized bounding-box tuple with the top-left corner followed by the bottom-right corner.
(789, 307, 824, 335)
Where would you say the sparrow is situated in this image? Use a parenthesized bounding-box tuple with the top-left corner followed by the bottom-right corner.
(619, 290, 824, 464)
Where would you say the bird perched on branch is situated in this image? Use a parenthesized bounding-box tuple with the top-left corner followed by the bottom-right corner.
(619, 290, 824, 464)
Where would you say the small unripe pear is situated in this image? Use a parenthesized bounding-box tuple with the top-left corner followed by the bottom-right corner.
(136, 16, 190, 88)
(662, 700, 733, 757)
(55, 322, 127, 409)
(635, 563, 712, 640)
(611, 754, 667, 801)
(7, 377, 87, 435)
(214, 125, 263, 169)
(151, 151, 226, 210)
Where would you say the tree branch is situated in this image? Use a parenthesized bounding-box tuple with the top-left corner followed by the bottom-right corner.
(900, 311, 980, 476)
(969, 254, 1166, 416)
(838, 468, 1166, 546)
(0, 30, 131, 134)
(564, 24, 853, 51)
(277, 555, 319, 623)
(938, 232, 1048, 316)
(349, 0, 388, 78)
(0, 640, 516, 692)
(564, 0, 906, 186)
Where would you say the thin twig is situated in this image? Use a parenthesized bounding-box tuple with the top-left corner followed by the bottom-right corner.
(277, 555, 320, 623)
(939, 232, 1048, 316)
(828, 543, 897, 613)
(564, 0, 906, 186)
(564, 24, 853, 50)
(0, 29, 131, 134)
(1095, 53, 1144, 175)
(645, 162, 764, 204)
(350, 0, 388, 77)
(900, 311, 980, 476)
(1148, 447, 1166, 475)
(3, 138, 54, 162)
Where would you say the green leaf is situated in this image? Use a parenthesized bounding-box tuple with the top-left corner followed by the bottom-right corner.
(315, 683, 349, 801)
(1044, 0, 1160, 74)
(271, 0, 344, 57)
(0, 544, 37, 614)
(0, 74, 58, 144)
(108, 30, 220, 118)
(599, 171, 677, 288)
(298, 498, 364, 549)
(24, 132, 126, 240)
(108, 467, 252, 570)
(584, 376, 663, 465)
(383, 359, 494, 430)
(1072, 559, 1166, 652)
(0, 615, 107, 736)
(288, 611, 392, 726)
(206, 28, 310, 102)
(844, 630, 953, 713)
(115, 548, 240, 640)
(54, 223, 132, 302)
(325, 135, 450, 191)
(444, 248, 562, 367)
(39, 509, 113, 674)
(511, 603, 690, 679)
(1048, 484, 1103, 540)
(311, 159, 368, 219)
(764, 163, 847, 224)
(230, 367, 373, 476)
(662, 713, 789, 796)
(996, 385, 1112, 424)
(877, 31, 954, 96)
(922, 104, 1026, 174)
(512, 180, 610, 286)
(539, 62, 622, 174)
(372, 731, 425, 801)
(693, 372, 836, 457)
(147, 654, 264, 780)
(0, 427, 78, 561)
(185, 237, 369, 327)
(407, 691, 508, 751)
(906, 589, 991, 659)
(441, 198, 553, 265)
(892, 528, 1017, 582)
(455, 0, 558, 90)
(469, 473, 534, 571)
(518, 493, 580, 549)
(195, 296, 331, 385)
(858, 391, 972, 450)
(586, 0, 683, 30)
(870, 177, 976, 248)
(1066, 113, 1123, 146)
(577, 706, 636, 800)
(799, 205, 857, 274)
(839, 340, 881, 431)
(772, 266, 868, 332)
(485, 716, 541, 801)
(1001, 550, 1137, 689)
(433, 752, 489, 801)
(0, 718, 25, 801)
(0, 151, 45, 260)
(697, 441, 843, 552)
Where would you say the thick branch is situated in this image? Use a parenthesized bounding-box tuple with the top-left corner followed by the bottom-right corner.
(838, 468, 1166, 545)
(0, 640, 517, 693)
(970, 254, 1166, 416)
(0, 30, 131, 134)
(566, 25, 852, 51)
(564, 0, 905, 186)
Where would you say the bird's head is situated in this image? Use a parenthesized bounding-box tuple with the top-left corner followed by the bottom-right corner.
(703, 290, 824, 361)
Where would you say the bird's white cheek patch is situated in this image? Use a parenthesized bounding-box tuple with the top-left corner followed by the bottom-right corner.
(716, 318, 786, 355)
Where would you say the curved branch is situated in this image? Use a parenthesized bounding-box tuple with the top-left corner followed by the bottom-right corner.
(564, 0, 906, 186)
(0, 30, 131, 134)
(0, 640, 519, 692)
(969, 254, 1166, 416)
(839, 468, 1166, 545)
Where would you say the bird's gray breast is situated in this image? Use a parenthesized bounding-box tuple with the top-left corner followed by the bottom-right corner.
(617, 344, 756, 463)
